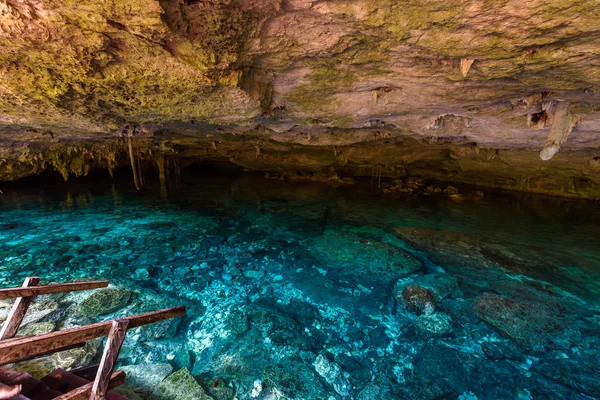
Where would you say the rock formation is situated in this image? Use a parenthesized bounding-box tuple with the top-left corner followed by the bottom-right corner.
(1, 0, 600, 197)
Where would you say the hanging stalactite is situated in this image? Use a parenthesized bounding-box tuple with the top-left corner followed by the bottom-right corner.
(128, 134, 141, 191)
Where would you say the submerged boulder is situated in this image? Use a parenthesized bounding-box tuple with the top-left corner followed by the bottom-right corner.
(472, 292, 573, 351)
(152, 368, 213, 400)
(79, 288, 132, 317)
(17, 321, 55, 337)
(263, 362, 326, 399)
(400, 285, 437, 315)
(308, 230, 422, 285)
(415, 312, 453, 340)
(120, 363, 173, 393)
(79, 288, 131, 317)
(12, 340, 102, 379)
(314, 354, 351, 397)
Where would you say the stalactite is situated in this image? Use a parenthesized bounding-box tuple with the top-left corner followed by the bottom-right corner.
(540, 101, 579, 161)
(460, 58, 474, 77)
(137, 155, 144, 187)
(377, 164, 382, 189)
(128, 136, 141, 191)
(157, 156, 167, 196)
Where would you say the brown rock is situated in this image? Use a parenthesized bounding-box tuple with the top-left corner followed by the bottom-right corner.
(400, 286, 437, 315)
(444, 186, 460, 195)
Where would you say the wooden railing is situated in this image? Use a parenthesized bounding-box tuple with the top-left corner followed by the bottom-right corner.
(0, 277, 186, 400)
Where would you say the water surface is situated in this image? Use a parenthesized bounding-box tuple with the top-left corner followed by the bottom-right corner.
(1, 169, 599, 399)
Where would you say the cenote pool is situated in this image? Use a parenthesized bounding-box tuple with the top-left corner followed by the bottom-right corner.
(1, 168, 599, 400)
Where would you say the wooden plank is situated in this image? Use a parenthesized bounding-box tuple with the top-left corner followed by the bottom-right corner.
(0, 307, 185, 365)
(90, 320, 128, 400)
(0, 277, 40, 340)
(0, 281, 109, 300)
(0, 383, 28, 400)
(0, 367, 62, 399)
(7, 343, 87, 364)
(53, 371, 125, 400)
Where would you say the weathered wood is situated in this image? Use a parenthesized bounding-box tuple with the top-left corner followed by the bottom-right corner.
(90, 320, 129, 400)
(0, 383, 29, 400)
(0, 281, 109, 300)
(0, 307, 185, 365)
(0, 366, 63, 399)
(53, 371, 126, 400)
(6, 342, 87, 364)
(0, 277, 40, 340)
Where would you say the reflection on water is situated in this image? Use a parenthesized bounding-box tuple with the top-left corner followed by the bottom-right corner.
(1, 169, 599, 399)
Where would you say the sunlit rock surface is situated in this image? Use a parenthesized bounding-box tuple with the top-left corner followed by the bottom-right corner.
(1, 0, 600, 197)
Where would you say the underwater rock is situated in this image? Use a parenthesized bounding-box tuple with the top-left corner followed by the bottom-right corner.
(152, 368, 213, 400)
(200, 377, 236, 400)
(400, 285, 437, 315)
(52, 340, 103, 370)
(132, 268, 150, 280)
(472, 292, 569, 351)
(133, 294, 183, 341)
(532, 355, 600, 397)
(356, 378, 392, 400)
(17, 321, 55, 337)
(415, 312, 453, 339)
(120, 363, 174, 393)
(113, 385, 145, 400)
(263, 363, 326, 399)
(79, 288, 132, 317)
(22, 299, 59, 325)
(251, 380, 262, 398)
(227, 310, 249, 337)
(124, 338, 192, 370)
(368, 325, 390, 348)
(12, 341, 102, 379)
(307, 230, 422, 290)
(243, 270, 265, 279)
(248, 299, 303, 333)
(314, 354, 351, 397)
(480, 341, 523, 361)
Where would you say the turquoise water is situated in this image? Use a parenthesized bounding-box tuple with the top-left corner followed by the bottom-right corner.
(1, 168, 599, 399)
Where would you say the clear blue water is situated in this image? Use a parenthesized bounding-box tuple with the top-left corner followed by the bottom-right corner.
(1, 169, 599, 400)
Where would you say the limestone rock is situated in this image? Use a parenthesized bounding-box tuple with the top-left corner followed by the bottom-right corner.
(120, 363, 173, 392)
(152, 368, 213, 400)
(314, 354, 351, 397)
(79, 288, 132, 317)
(472, 292, 571, 351)
(400, 285, 437, 315)
(415, 312, 453, 340)
(17, 321, 55, 337)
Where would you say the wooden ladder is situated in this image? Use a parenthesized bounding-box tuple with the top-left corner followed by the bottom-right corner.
(0, 277, 186, 400)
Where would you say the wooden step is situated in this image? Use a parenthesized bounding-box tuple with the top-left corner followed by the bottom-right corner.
(42, 369, 127, 400)
(0, 367, 62, 400)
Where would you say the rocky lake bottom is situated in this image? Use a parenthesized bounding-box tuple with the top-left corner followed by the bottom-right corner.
(1, 168, 599, 400)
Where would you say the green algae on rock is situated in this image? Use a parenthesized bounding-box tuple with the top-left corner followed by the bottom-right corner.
(79, 288, 132, 317)
(152, 368, 214, 400)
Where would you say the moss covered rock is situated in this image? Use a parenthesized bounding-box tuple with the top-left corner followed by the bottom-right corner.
(152, 368, 213, 400)
(79, 288, 132, 317)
